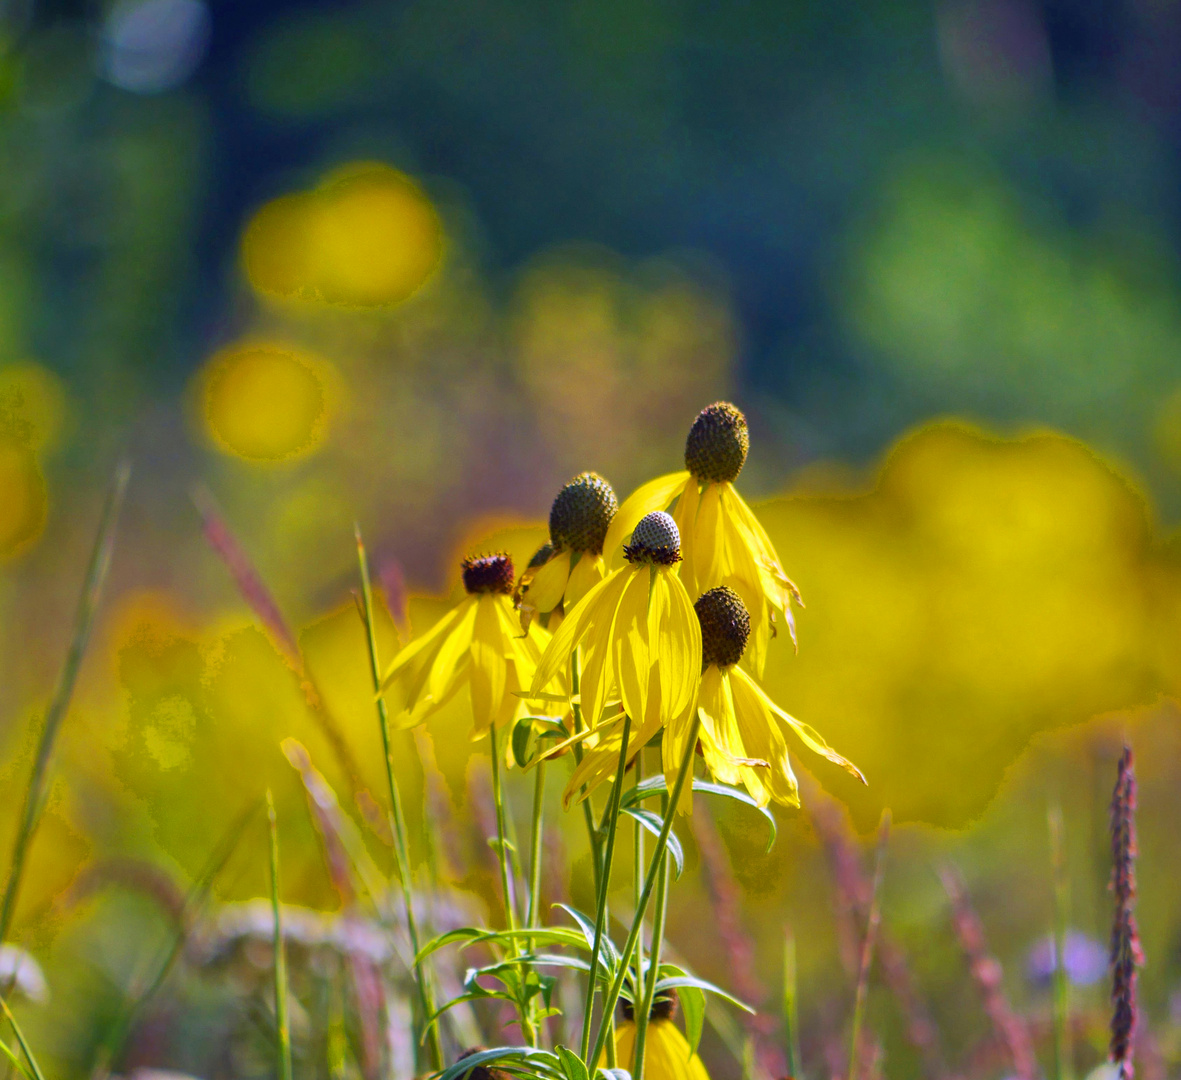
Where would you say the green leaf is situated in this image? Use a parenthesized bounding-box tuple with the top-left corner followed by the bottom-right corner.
(557, 1045, 591, 1080)
(661, 965, 705, 1055)
(620, 807, 684, 878)
(595, 1069, 632, 1080)
(436, 1046, 563, 1080)
(554, 903, 621, 967)
(415, 927, 484, 964)
(653, 973, 754, 1014)
(512, 717, 536, 768)
(620, 778, 777, 851)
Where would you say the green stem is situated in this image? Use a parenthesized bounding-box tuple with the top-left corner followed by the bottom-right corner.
(355, 528, 442, 1073)
(488, 723, 518, 933)
(579, 713, 633, 1061)
(632, 790, 671, 1080)
(784, 929, 803, 1080)
(0, 462, 128, 945)
(526, 759, 547, 929)
(569, 649, 604, 894)
(590, 712, 701, 1068)
(267, 791, 293, 1080)
(632, 749, 646, 1018)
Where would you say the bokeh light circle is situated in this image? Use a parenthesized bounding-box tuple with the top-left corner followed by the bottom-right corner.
(201, 343, 333, 463)
(0, 436, 47, 559)
(241, 163, 443, 307)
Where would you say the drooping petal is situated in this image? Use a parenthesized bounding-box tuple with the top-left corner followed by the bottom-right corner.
(426, 596, 479, 705)
(659, 567, 703, 722)
(603, 471, 691, 569)
(566, 551, 606, 608)
(672, 475, 701, 596)
(380, 596, 472, 692)
(725, 666, 796, 807)
(529, 565, 627, 697)
(562, 712, 661, 807)
(732, 666, 865, 784)
(612, 568, 653, 726)
(469, 594, 508, 734)
(726, 484, 802, 611)
(573, 567, 633, 725)
(520, 549, 572, 615)
(693, 481, 725, 595)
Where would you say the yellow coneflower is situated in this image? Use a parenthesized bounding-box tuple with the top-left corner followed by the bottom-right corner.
(516, 472, 618, 629)
(602, 402, 800, 674)
(380, 552, 550, 737)
(530, 511, 701, 770)
(694, 585, 863, 807)
(559, 585, 862, 813)
(599, 995, 710, 1080)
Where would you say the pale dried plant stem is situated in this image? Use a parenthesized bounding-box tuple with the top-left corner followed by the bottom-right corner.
(355, 526, 443, 1072)
(0, 461, 129, 946)
(848, 813, 890, 1080)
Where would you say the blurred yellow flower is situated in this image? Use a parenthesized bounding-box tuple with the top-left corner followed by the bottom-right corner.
(381, 553, 551, 738)
(0, 434, 47, 560)
(605, 402, 799, 673)
(0, 360, 66, 453)
(242, 162, 443, 307)
(201, 342, 334, 462)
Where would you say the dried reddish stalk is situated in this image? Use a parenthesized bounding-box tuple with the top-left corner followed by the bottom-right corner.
(848, 814, 890, 1080)
(940, 866, 1037, 1080)
(806, 781, 946, 1079)
(694, 802, 786, 1078)
(1109, 746, 1142, 1080)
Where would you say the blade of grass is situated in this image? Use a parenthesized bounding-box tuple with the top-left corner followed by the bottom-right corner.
(0, 997, 45, 1080)
(0, 460, 129, 945)
(355, 525, 443, 1072)
(0, 1032, 34, 1080)
(848, 811, 890, 1080)
(784, 928, 802, 1080)
(93, 799, 262, 1070)
(267, 790, 293, 1080)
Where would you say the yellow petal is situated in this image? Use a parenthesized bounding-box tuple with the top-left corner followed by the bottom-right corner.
(732, 665, 865, 785)
(469, 595, 508, 734)
(566, 551, 605, 608)
(530, 565, 625, 697)
(570, 567, 632, 726)
(521, 549, 571, 614)
(672, 476, 701, 597)
(425, 596, 479, 705)
(380, 597, 469, 692)
(693, 482, 725, 594)
(659, 567, 703, 723)
(604, 471, 691, 569)
(612, 568, 653, 725)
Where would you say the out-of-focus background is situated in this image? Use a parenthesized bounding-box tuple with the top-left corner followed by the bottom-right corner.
(2, 0, 1181, 1076)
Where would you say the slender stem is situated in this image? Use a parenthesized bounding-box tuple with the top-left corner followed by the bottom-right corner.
(267, 791, 293, 1080)
(590, 712, 701, 1068)
(0, 997, 44, 1080)
(355, 528, 442, 1072)
(632, 749, 646, 1009)
(848, 813, 891, 1080)
(488, 723, 518, 932)
(1049, 803, 1074, 1080)
(0, 462, 128, 945)
(580, 713, 633, 1061)
(569, 649, 604, 893)
(526, 760, 547, 929)
(633, 791, 671, 1080)
(784, 928, 803, 1080)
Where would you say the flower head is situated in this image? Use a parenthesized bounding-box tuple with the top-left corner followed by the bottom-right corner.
(602, 402, 802, 673)
(381, 551, 552, 737)
(531, 511, 701, 792)
(517, 472, 619, 628)
(600, 993, 711, 1080)
(695, 586, 863, 808)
